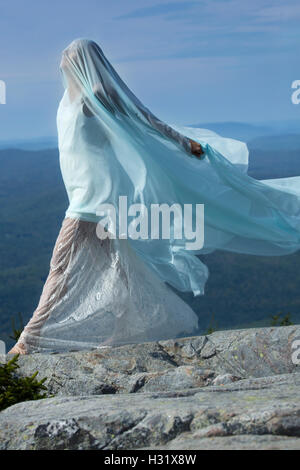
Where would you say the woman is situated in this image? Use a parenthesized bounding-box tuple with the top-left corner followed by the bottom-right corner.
(9, 39, 300, 354)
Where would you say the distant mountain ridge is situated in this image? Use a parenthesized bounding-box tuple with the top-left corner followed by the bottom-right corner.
(0, 136, 58, 151)
(189, 120, 300, 142)
(0, 119, 299, 151)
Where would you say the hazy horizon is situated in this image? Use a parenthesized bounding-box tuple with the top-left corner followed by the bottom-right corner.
(0, 118, 299, 151)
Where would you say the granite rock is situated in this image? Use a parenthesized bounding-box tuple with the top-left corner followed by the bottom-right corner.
(1, 325, 300, 450)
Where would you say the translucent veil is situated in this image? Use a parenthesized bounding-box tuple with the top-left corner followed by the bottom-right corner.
(58, 38, 300, 297)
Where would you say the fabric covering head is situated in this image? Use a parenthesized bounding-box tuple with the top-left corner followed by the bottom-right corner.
(60, 38, 163, 127)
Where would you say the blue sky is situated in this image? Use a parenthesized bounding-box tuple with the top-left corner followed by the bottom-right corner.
(0, 0, 299, 139)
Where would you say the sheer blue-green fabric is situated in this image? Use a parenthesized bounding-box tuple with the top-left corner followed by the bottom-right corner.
(58, 38, 300, 297)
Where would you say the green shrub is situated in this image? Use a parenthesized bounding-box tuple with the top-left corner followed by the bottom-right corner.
(205, 312, 218, 335)
(0, 354, 48, 411)
(271, 312, 293, 327)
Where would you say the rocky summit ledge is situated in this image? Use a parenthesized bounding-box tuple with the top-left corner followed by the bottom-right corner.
(0, 325, 300, 450)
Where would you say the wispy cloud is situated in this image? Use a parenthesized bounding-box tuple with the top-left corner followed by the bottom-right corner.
(115, 1, 198, 20)
(255, 3, 300, 23)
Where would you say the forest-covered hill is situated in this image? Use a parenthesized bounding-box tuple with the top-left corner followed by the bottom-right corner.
(1, 132, 300, 348)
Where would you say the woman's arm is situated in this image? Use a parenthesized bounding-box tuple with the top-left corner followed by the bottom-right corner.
(139, 108, 204, 159)
(87, 83, 204, 158)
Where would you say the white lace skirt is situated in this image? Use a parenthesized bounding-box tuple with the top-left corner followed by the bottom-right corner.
(16, 217, 199, 353)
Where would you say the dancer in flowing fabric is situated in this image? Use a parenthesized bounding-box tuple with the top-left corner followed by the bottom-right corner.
(9, 38, 300, 354)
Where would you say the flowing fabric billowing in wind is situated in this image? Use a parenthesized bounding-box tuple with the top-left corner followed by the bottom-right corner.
(14, 38, 300, 353)
(58, 39, 300, 292)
